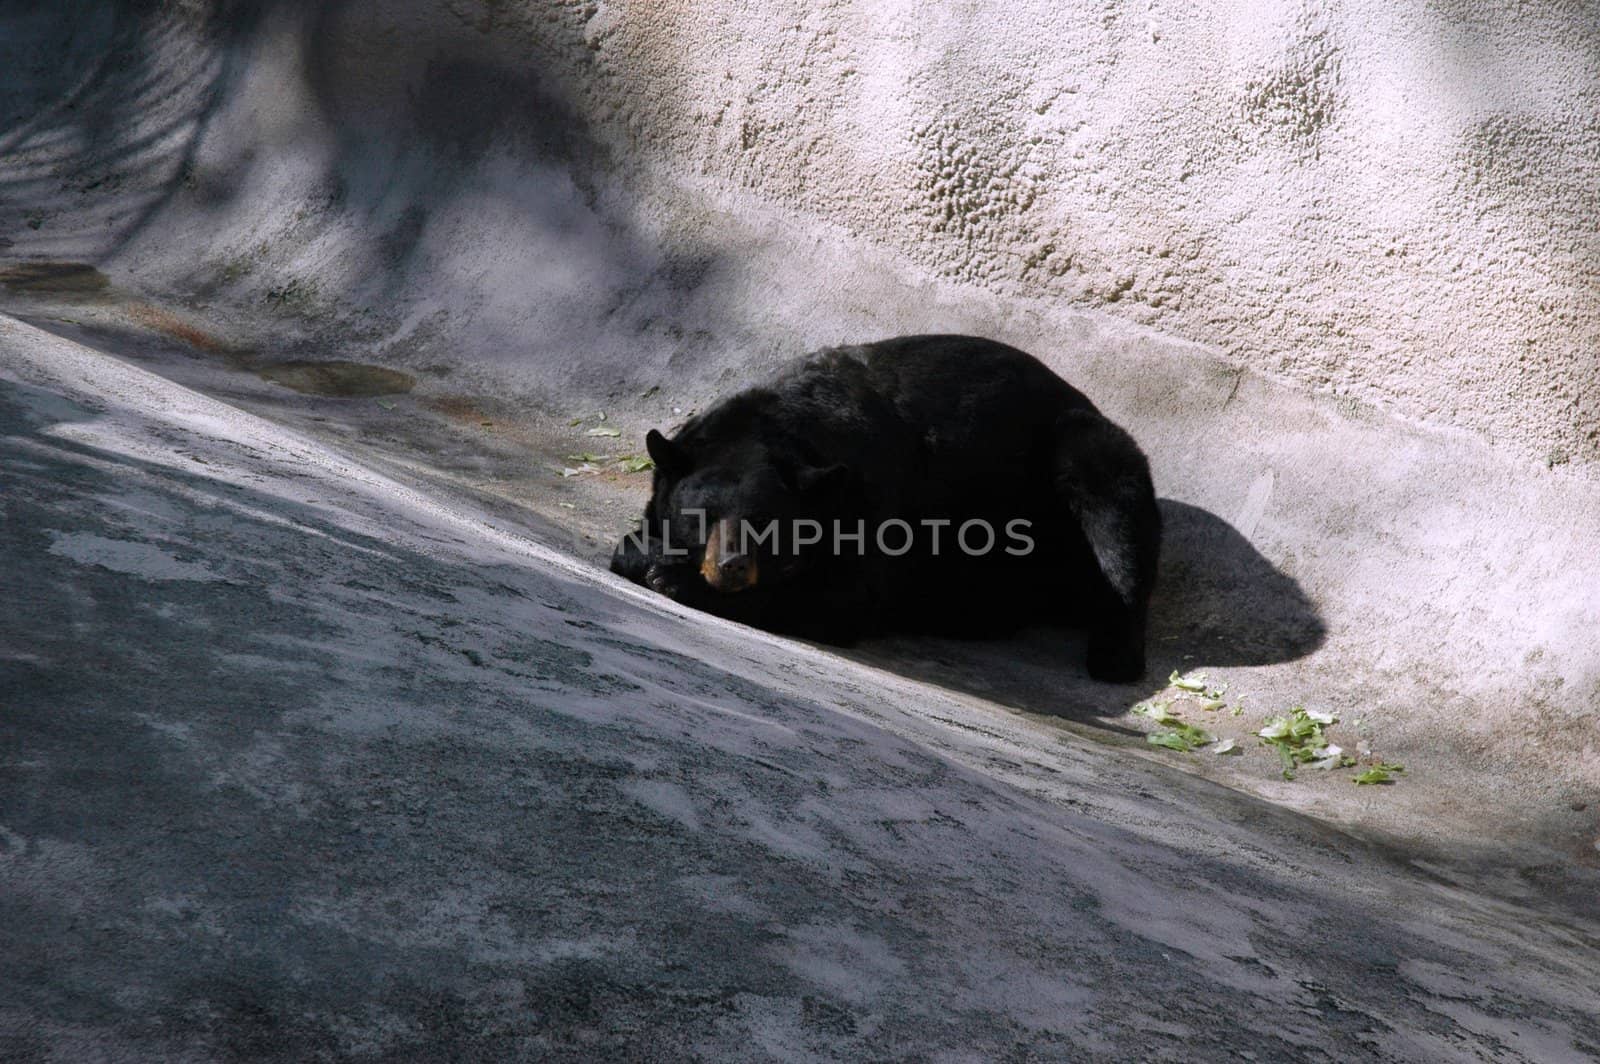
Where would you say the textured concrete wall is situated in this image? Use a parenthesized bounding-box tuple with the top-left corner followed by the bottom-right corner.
(572, 0, 1600, 468)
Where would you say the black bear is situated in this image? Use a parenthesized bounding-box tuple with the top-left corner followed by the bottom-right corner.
(610, 335, 1161, 681)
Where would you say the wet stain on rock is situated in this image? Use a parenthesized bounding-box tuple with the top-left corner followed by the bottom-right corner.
(0, 261, 110, 296)
(257, 360, 416, 397)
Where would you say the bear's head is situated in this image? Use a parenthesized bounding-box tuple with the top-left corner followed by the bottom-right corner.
(626, 427, 852, 604)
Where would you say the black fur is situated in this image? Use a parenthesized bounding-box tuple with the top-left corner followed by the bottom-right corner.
(611, 335, 1161, 681)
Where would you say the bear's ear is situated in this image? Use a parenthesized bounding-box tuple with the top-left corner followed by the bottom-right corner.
(645, 429, 690, 479)
(794, 462, 851, 497)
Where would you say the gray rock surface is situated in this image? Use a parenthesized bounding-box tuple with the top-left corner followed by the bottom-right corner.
(5, 317, 1599, 1061)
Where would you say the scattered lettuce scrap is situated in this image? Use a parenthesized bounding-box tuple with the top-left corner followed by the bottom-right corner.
(1147, 679, 1405, 785)
(1257, 706, 1338, 780)
(1147, 722, 1215, 752)
(1308, 744, 1356, 771)
(565, 452, 612, 463)
(1257, 707, 1399, 784)
(619, 454, 655, 473)
(1169, 669, 1228, 700)
(1136, 700, 1216, 752)
(1133, 700, 1179, 725)
(1353, 763, 1405, 785)
(586, 426, 622, 438)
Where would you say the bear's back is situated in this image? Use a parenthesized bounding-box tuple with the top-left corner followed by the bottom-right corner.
(777, 333, 1087, 426)
(764, 335, 1093, 503)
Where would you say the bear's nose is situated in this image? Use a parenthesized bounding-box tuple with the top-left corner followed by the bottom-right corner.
(708, 550, 757, 592)
(700, 518, 759, 592)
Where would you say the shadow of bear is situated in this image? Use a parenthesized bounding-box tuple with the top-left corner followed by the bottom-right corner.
(836, 499, 1326, 730)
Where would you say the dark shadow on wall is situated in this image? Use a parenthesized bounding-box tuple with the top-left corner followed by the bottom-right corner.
(840, 499, 1326, 731)
(0, 0, 257, 261)
(284, 0, 624, 308)
(0, 0, 729, 401)
(275, 0, 738, 399)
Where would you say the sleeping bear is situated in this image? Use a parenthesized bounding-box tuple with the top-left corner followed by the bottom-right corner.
(610, 335, 1161, 682)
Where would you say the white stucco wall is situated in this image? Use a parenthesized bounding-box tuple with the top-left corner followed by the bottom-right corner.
(564, 0, 1599, 468)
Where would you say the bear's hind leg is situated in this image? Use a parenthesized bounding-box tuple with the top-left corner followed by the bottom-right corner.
(1051, 410, 1162, 682)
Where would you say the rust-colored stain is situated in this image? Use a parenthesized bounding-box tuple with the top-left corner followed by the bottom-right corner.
(425, 394, 489, 423)
(423, 394, 504, 430)
(126, 303, 230, 354)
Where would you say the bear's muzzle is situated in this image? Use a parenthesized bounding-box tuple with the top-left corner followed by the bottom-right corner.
(700, 517, 759, 593)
